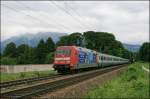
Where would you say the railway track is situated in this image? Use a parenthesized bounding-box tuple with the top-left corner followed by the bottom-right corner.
(1, 64, 127, 99)
(0, 75, 62, 89)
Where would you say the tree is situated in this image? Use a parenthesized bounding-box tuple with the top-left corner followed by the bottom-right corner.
(68, 33, 83, 46)
(83, 31, 116, 51)
(34, 39, 47, 64)
(3, 42, 17, 57)
(45, 37, 55, 53)
(17, 44, 29, 56)
(56, 35, 69, 46)
(1, 57, 17, 65)
(83, 31, 126, 57)
(17, 47, 35, 64)
(0, 52, 1, 57)
(56, 33, 82, 47)
(45, 52, 54, 64)
(139, 42, 150, 62)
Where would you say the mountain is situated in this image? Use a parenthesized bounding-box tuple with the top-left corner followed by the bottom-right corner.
(1, 32, 67, 53)
(123, 43, 141, 52)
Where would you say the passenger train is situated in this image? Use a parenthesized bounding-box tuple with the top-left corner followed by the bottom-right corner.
(53, 46, 129, 73)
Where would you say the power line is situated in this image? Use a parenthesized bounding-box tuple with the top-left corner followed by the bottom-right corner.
(2, 4, 63, 30)
(64, 1, 95, 30)
(15, 1, 73, 32)
(50, 1, 88, 30)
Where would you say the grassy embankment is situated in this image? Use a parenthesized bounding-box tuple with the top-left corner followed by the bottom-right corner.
(0, 70, 57, 82)
(85, 62, 149, 98)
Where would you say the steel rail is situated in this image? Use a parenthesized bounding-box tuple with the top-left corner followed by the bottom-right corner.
(1, 64, 127, 99)
(0, 75, 62, 89)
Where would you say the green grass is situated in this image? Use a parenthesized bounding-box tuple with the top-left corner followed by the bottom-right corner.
(85, 62, 149, 98)
(0, 70, 57, 82)
(142, 62, 149, 69)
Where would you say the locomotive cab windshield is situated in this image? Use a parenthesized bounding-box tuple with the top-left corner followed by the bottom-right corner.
(55, 49, 71, 56)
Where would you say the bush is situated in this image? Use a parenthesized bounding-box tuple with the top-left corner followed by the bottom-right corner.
(126, 67, 137, 82)
(19, 72, 26, 79)
(34, 71, 40, 77)
(45, 52, 54, 64)
(1, 57, 17, 65)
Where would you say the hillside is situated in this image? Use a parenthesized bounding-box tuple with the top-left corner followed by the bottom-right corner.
(1, 32, 67, 52)
(123, 43, 140, 52)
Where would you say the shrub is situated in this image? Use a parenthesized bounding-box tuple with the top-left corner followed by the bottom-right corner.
(45, 52, 54, 64)
(19, 72, 26, 79)
(34, 71, 40, 77)
(1, 57, 17, 65)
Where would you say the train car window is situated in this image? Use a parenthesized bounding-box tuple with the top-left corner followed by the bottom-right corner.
(101, 56, 103, 60)
(107, 57, 109, 60)
(100, 56, 102, 60)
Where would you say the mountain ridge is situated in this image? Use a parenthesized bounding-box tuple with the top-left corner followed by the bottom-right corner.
(123, 43, 141, 52)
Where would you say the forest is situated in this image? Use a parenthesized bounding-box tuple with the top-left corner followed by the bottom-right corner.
(0, 31, 149, 65)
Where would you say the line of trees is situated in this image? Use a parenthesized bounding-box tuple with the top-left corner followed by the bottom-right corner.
(1, 37, 55, 65)
(0, 31, 149, 65)
(138, 42, 150, 62)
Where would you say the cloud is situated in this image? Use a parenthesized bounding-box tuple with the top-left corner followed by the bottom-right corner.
(1, 1, 149, 45)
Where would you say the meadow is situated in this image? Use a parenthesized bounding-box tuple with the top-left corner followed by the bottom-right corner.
(85, 62, 149, 98)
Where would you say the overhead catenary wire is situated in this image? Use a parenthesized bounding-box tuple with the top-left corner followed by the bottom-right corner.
(2, 4, 66, 31)
(15, 1, 73, 32)
(2, 8, 37, 29)
(50, 1, 88, 30)
(2, 1, 93, 33)
(64, 1, 94, 30)
(2, 1, 96, 34)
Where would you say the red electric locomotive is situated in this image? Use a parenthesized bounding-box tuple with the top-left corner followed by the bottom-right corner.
(53, 46, 98, 73)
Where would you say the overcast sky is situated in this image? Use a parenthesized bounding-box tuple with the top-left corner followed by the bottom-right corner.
(1, 1, 149, 45)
